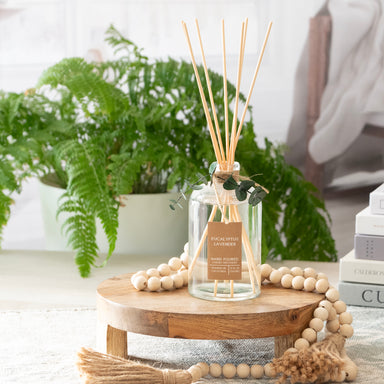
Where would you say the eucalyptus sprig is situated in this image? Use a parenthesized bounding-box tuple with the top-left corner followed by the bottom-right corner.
(222, 175, 268, 206)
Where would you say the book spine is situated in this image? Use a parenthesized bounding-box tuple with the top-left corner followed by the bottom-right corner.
(338, 281, 384, 308)
(339, 257, 384, 284)
(356, 209, 384, 236)
(354, 234, 384, 261)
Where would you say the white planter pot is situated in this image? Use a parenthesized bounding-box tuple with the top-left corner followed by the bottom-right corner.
(39, 179, 188, 257)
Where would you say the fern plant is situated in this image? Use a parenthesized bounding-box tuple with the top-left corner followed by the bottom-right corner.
(0, 26, 337, 277)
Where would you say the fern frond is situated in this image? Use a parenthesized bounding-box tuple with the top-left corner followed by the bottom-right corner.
(38, 58, 126, 117)
(57, 194, 98, 277)
(57, 139, 119, 258)
(108, 153, 143, 195)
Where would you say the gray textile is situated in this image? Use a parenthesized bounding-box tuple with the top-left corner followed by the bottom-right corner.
(286, 0, 384, 185)
(1, 306, 383, 383)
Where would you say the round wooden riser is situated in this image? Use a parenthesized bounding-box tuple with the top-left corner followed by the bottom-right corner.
(97, 273, 324, 360)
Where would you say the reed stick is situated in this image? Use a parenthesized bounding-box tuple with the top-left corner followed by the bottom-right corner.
(221, 20, 229, 164)
(188, 205, 218, 277)
(229, 205, 256, 293)
(228, 21, 245, 165)
(195, 19, 225, 162)
(181, 21, 223, 165)
(232, 205, 260, 289)
(234, 21, 273, 149)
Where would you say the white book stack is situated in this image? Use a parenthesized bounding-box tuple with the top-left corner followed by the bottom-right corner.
(338, 183, 384, 308)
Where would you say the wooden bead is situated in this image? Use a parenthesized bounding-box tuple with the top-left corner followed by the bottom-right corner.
(281, 274, 293, 288)
(303, 277, 316, 292)
(130, 273, 139, 285)
(158, 264, 171, 277)
(309, 317, 324, 332)
(264, 363, 277, 378)
(292, 275, 305, 290)
(294, 338, 310, 350)
(285, 347, 298, 353)
(147, 276, 161, 291)
(180, 252, 188, 268)
(261, 264, 272, 279)
(304, 267, 317, 278)
(325, 288, 340, 302)
(302, 328, 317, 343)
(160, 276, 174, 290)
(344, 362, 358, 381)
(250, 364, 264, 378)
(237, 363, 250, 378)
(222, 363, 236, 379)
(314, 307, 329, 321)
(132, 275, 147, 291)
(179, 269, 188, 286)
(333, 300, 347, 314)
(132, 270, 148, 281)
(316, 272, 328, 280)
(147, 268, 160, 278)
(291, 267, 303, 277)
(278, 266, 291, 275)
(187, 365, 202, 381)
(327, 307, 337, 321)
(340, 324, 354, 338)
(209, 363, 221, 378)
(171, 274, 184, 289)
(269, 269, 283, 284)
(339, 312, 353, 325)
(168, 257, 182, 271)
(315, 278, 329, 293)
(319, 300, 333, 312)
(196, 362, 209, 377)
(326, 319, 340, 333)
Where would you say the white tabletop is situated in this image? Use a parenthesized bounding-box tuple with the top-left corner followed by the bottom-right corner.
(0, 249, 339, 310)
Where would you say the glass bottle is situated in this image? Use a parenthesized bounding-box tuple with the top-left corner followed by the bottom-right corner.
(188, 162, 262, 301)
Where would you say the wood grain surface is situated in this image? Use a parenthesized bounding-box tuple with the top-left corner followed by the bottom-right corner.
(97, 273, 324, 340)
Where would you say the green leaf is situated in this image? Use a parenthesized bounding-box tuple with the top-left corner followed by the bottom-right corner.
(223, 175, 238, 190)
(209, 161, 217, 176)
(239, 179, 255, 191)
(249, 187, 267, 206)
(190, 184, 203, 190)
(235, 188, 247, 201)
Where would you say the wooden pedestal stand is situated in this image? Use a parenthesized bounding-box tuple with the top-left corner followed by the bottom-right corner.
(97, 273, 324, 361)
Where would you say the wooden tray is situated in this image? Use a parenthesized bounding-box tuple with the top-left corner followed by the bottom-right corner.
(97, 273, 324, 359)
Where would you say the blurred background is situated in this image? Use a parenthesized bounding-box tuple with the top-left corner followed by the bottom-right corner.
(1, 0, 383, 256)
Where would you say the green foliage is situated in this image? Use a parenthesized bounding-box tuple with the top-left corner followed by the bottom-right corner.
(237, 136, 337, 262)
(0, 25, 337, 277)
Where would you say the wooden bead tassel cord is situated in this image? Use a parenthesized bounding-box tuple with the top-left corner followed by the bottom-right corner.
(77, 243, 357, 384)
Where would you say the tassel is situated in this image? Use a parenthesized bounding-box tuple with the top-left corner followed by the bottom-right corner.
(271, 333, 350, 384)
(76, 348, 203, 384)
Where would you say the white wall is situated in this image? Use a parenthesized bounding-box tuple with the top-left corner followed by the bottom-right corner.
(0, 0, 324, 143)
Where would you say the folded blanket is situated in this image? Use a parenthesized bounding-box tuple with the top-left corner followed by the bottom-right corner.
(286, 0, 384, 182)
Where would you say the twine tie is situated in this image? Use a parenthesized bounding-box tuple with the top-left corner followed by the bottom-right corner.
(162, 369, 177, 384)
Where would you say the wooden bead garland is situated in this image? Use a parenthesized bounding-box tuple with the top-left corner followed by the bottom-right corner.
(131, 251, 189, 292)
(129, 244, 356, 383)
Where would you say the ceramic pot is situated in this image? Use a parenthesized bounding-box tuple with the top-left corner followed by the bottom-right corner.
(38, 179, 188, 256)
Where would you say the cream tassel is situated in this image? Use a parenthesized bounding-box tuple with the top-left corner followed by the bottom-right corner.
(271, 333, 349, 384)
(76, 348, 203, 384)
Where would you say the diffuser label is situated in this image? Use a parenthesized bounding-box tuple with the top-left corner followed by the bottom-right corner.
(207, 222, 242, 280)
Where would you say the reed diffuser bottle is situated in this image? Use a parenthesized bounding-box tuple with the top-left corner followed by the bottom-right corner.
(182, 19, 272, 301)
(188, 162, 262, 301)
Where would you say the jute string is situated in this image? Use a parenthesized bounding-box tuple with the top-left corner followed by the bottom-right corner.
(162, 369, 177, 384)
